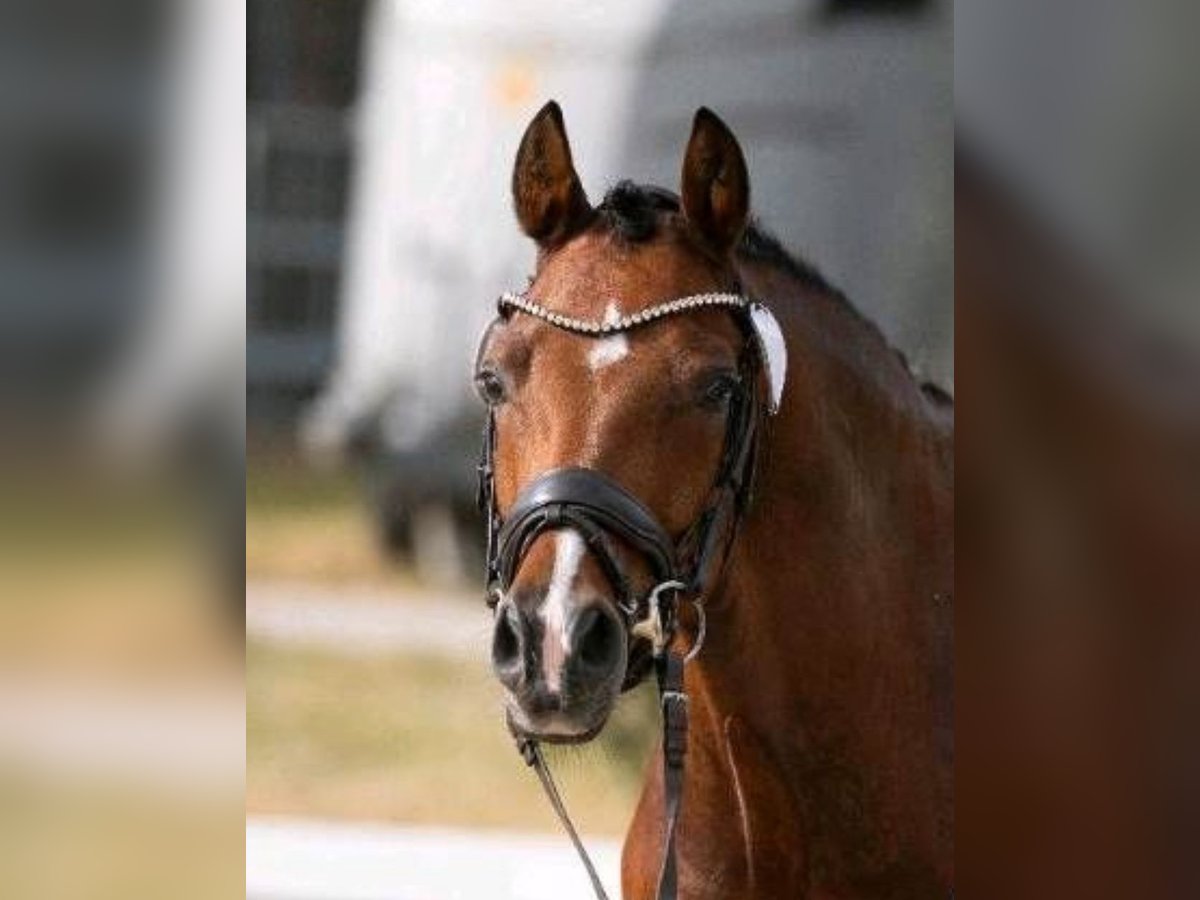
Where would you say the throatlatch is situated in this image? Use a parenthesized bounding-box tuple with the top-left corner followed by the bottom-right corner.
(476, 289, 784, 900)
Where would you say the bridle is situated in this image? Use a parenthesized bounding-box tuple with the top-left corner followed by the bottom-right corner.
(476, 289, 782, 900)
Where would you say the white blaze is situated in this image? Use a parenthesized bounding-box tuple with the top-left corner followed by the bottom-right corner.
(541, 530, 585, 692)
(587, 302, 629, 371)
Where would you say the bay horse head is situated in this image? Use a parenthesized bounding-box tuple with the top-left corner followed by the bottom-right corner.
(476, 101, 784, 744)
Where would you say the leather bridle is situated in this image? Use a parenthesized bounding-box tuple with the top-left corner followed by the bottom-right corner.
(476, 289, 778, 900)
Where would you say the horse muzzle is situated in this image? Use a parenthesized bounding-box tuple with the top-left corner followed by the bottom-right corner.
(486, 467, 682, 740)
(492, 580, 628, 742)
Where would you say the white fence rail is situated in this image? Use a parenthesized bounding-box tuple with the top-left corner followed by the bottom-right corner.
(247, 817, 621, 900)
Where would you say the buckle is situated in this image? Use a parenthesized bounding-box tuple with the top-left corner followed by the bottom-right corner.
(681, 597, 707, 664)
(630, 580, 686, 656)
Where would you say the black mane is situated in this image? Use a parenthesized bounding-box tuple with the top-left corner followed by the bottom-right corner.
(593, 181, 948, 400)
(594, 180, 834, 295)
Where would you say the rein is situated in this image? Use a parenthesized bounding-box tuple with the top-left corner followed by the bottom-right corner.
(477, 290, 778, 900)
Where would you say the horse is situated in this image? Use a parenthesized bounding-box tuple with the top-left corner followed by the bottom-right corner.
(475, 101, 953, 899)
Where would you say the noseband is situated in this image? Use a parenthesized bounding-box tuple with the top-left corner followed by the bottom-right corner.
(476, 289, 781, 900)
(496, 467, 677, 618)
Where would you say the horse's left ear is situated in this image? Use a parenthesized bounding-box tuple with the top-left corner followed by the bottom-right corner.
(680, 108, 750, 255)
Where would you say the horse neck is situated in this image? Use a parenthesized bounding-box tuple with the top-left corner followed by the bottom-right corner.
(686, 271, 953, 799)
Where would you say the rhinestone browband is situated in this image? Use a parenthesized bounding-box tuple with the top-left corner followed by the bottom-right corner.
(498, 291, 749, 336)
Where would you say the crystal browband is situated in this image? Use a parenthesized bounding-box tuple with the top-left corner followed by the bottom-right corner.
(498, 291, 749, 336)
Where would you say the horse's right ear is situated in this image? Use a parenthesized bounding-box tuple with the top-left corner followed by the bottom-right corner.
(511, 101, 593, 248)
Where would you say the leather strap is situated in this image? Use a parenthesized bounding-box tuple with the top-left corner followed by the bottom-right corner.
(496, 467, 680, 616)
(518, 648, 690, 900)
(655, 651, 688, 900)
(519, 739, 613, 900)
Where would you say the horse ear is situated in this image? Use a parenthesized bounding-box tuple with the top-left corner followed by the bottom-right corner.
(511, 101, 593, 248)
(680, 108, 749, 255)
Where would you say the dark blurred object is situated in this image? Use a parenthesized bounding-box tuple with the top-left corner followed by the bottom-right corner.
(248, 0, 364, 107)
(957, 2, 1200, 891)
(822, 0, 932, 17)
(349, 401, 484, 584)
(247, 0, 365, 429)
(957, 147, 1200, 899)
(0, 0, 168, 417)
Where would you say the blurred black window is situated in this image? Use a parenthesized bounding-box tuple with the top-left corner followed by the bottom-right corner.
(251, 267, 337, 333)
(256, 144, 349, 220)
(19, 135, 146, 246)
(0, 0, 167, 391)
(248, 0, 366, 106)
(247, 0, 367, 422)
(824, 0, 932, 15)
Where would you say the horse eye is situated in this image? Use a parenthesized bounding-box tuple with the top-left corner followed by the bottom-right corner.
(474, 369, 508, 406)
(700, 373, 739, 410)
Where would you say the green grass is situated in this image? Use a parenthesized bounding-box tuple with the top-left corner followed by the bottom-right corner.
(247, 640, 661, 835)
(247, 455, 362, 517)
(0, 772, 241, 900)
(246, 455, 420, 587)
(0, 465, 234, 675)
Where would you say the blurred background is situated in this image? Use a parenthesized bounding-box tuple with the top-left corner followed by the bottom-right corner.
(244, 0, 950, 897)
(0, 0, 244, 898)
(247, 3, 1200, 896)
(957, 1, 1200, 897)
(8, 0, 1196, 895)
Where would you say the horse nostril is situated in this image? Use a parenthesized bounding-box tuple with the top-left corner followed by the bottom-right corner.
(492, 606, 523, 680)
(572, 606, 621, 672)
